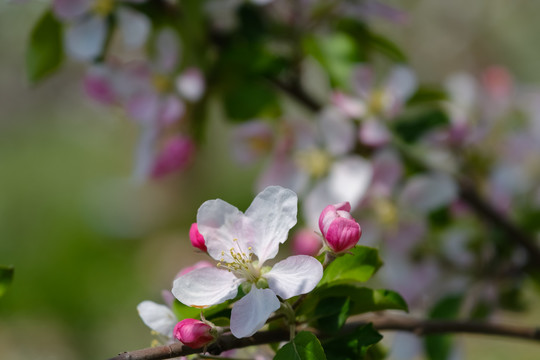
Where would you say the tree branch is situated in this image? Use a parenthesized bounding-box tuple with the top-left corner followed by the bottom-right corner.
(109, 314, 540, 360)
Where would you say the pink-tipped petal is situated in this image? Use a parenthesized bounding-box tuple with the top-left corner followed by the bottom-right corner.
(189, 223, 207, 252)
(292, 229, 322, 256)
(151, 136, 195, 178)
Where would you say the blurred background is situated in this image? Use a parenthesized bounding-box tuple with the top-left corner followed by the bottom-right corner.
(1, 1, 540, 359)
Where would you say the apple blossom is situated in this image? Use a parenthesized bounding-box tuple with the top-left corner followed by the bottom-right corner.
(172, 186, 323, 338)
(319, 202, 362, 253)
(189, 223, 207, 252)
(137, 301, 178, 342)
(173, 319, 216, 349)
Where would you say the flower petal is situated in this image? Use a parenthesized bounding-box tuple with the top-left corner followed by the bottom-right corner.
(303, 156, 372, 228)
(230, 287, 280, 338)
(132, 123, 159, 183)
(264, 255, 323, 299)
(385, 66, 417, 104)
(319, 107, 356, 156)
(65, 15, 107, 61)
(172, 267, 241, 307)
(117, 7, 151, 49)
(245, 186, 298, 264)
(53, 0, 91, 21)
(398, 173, 457, 213)
(137, 300, 177, 338)
(197, 199, 246, 263)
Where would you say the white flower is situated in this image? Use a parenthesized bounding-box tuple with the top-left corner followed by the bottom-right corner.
(137, 300, 177, 341)
(172, 186, 323, 338)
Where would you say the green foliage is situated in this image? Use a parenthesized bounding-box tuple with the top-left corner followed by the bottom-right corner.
(392, 107, 449, 143)
(304, 32, 365, 88)
(0, 265, 14, 298)
(299, 283, 408, 322)
(425, 294, 463, 360)
(407, 86, 448, 106)
(26, 10, 64, 84)
(223, 78, 280, 121)
(323, 323, 383, 360)
(172, 299, 232, 321)
(274, 331, 327, 360)
(319, 246, 383, 286)
(313, 296, 351, 333)
(368, 32, 408, 63)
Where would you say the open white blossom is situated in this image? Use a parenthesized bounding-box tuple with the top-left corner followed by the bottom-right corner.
(172, 186, 323, 338)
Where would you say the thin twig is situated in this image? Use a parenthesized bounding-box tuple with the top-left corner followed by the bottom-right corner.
(108, 314, 540, 360)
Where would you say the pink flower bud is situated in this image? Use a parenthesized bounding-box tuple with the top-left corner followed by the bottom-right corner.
(151, 135, 195, 178)
(174, 319, 215, 349)
(292, 229, 322, 256)
(319, 202, 361, 253)
(189, 223, 207, 252)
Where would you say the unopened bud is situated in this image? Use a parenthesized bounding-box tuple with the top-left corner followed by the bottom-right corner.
(189, 223, 207, 252)
(173, 319, 215, 349)
(292, 229, 322, 256)
(319, 202, 361, 253)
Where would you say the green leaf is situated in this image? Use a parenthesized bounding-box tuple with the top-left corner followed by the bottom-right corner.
(0, 266, 14, 298)
(368, 32, 407, 62)
(171, 299, 232, 321)
(274, 331, 327, 360)
(298, 284, 408, 321)
(223, 78, 280, 121)
(320, 246, 382, 286)
(391, 107, 449, 143)
(26, 10, 64, 83)
(314, 297, 351, 333)
(304, 32, 364, 88)
(425, 294, 463, 360)
(323, 323, 383, 360)
(407, 86, 448, 106)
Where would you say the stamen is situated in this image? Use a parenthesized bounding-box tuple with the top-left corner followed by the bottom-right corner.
(216, 238, 257, 281)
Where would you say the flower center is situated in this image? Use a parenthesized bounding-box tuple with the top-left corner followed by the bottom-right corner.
(92, 0, 115, 17)
(152, 74, 173, 93)
(295, 148, 332, 178)
(367, 89, 392, 117)
(217, 239, 260, 282)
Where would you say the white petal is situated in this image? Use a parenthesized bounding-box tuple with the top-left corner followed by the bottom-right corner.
(176, 68, 206, 102)
(197, 199, 246, 263)
(172, 267, 241, 307)
(118, 7, 151, 49)
(264, 255, 323, 299)
(137, 301, 177, 338)
(230, 287, 280, 338)
(327, 157, 373, 209)
(65, 15, 107, 61)
(245, 186, 298, 264)
(132, 123, 159, 183)
(398, 173, 458, 213)
(154, 28, 181, 73)
(319, 107, 356, 156)
(303, 156, 372, 228)
(256, 156, 309, 195)
(385, 66, 417, 103)
(352, 64, 374, 98)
